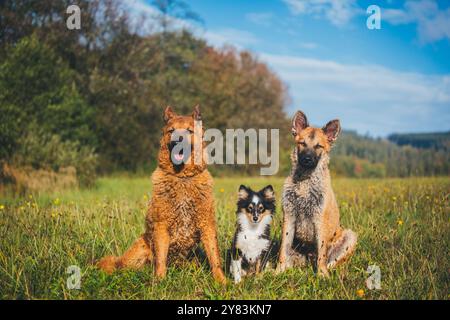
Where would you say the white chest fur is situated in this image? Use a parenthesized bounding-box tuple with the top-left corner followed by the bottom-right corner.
(235, 214, 271, 263)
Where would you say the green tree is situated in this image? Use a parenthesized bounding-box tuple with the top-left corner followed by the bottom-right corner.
(0, 35, 95, 159)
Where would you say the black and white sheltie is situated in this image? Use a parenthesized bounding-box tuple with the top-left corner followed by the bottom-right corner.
(229, 185, 277, 283)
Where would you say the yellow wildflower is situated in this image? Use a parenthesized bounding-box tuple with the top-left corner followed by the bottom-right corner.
(397, 219, 403, 226)
(219, 188, 225, 193)
(0, 204, 4, 210)
(53, 198, 60, 206)
(356, 289, 365, 298)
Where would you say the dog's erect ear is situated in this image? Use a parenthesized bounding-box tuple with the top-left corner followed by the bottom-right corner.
(322, 119, 341, 143)
(192, 104, 202, 121)
(238, 185, 250, 200)
(292, 111, 308, 136)
(261, 185, 275, 201)
(164, 106, 176, 122)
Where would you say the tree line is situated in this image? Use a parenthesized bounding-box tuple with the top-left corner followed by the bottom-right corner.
(388, 132, 450, 150)
(331, 131, 449, 178)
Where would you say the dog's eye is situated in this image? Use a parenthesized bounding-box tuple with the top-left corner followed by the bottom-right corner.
(315, 144, 323, 149)
(167, 129, 175, 134)
(248, 204, 254, 211)
(187, 129, 194, 134)
(258, 204, 264, 211)
(299, 142, 307, 147)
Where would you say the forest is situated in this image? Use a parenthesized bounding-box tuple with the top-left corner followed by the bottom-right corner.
(388, 132, 450, 150)
(0, 0, 449, 192)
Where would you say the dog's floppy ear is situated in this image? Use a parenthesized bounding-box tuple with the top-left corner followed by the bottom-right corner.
(261, 185, 275, 201)
(238, 185, 250, 200)
(322, 119, 341, 143)
(292, 111, 308, 136)
(192, 104, 202, 121)
(164, 106, 176, 122)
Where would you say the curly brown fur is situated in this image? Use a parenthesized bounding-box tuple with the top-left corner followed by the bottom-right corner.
(97, 105, 226, 284)
(277, 111, 357, 277)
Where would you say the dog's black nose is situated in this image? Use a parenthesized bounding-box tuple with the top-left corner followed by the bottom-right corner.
(253, 216, 258, 222)
(300, 155, 313, 166)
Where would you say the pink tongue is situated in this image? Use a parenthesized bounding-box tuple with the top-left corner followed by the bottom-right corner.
(174, 154, 184, 162)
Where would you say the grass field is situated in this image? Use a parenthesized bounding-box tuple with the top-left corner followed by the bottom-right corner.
(0, 176, 449, 300)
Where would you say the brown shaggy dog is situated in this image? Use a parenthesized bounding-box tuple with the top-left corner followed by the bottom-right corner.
(97, 105, 226, 284)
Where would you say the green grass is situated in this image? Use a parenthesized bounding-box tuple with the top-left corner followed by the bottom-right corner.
(0, 176, 449, 299)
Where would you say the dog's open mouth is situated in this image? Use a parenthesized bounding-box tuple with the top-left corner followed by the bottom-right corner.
(168, 141, 192, 167)
(173, 151, 184, 162)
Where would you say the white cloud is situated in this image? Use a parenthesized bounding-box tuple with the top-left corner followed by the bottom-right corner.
(126, 0, 198, 34)
(127, 0, 158, 16)
(202, 28, 260, 48)
(260, 53, 450, 135)
(246, 12, 273, 26)
(384, 0, 450, 44)
(283, 0, 450, 44)
(282, 0, 360, 26)
(126, 0, 259, 49)
(126, 0, 181, 33)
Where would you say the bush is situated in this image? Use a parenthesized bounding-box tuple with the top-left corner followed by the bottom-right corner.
(0, 162, 78, 194)
(331, 155, 386, 178)
(11, 127, 97, 187)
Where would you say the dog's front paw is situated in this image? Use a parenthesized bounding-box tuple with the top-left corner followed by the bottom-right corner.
(155, 268, 167, 281)
(231, 265, 242, 283)
(230, 259, 243, 284)
(275, 263, 286, 274)
(213, 269, 227, 285)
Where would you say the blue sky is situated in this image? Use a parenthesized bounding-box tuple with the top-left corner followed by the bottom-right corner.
(132, 0, 450, 136)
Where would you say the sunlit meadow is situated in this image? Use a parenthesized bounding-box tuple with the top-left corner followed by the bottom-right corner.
(0, 176, 448, 299)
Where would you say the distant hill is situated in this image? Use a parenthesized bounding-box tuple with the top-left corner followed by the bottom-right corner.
(388, 132, 450, 150)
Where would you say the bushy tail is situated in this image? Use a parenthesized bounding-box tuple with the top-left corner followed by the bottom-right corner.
(97, 255, 120, 274)
(97, 236, 152, 274)
(326, 229, 357, 269)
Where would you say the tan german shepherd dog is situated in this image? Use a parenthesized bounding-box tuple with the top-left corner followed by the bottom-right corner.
(97, 105, 226, 284)
(278, 110, 357, 276)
